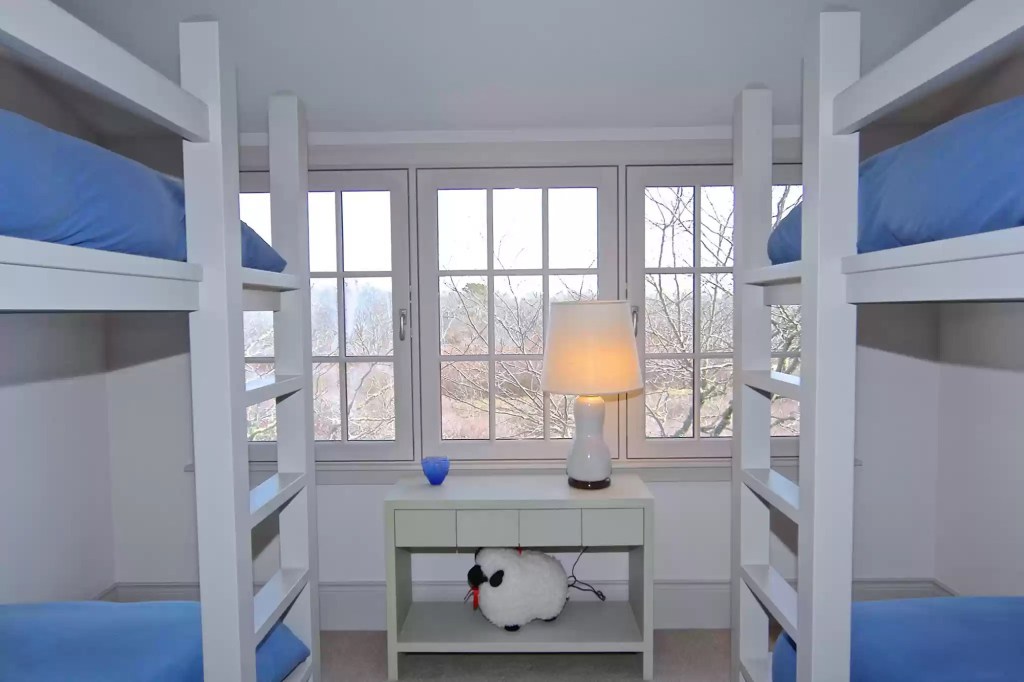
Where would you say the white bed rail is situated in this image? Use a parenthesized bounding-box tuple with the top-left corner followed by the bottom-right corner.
(833, 0, 1024, 135)
(0, 0, 209, 141)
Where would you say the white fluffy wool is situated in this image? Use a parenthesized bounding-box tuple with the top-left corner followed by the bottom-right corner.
(474, 548, 568, 629)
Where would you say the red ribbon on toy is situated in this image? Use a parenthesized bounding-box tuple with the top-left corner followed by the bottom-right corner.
(472, 586, 479, 610)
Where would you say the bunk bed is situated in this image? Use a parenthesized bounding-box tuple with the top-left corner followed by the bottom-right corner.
(732, 1, 1024, 681)
(0, 2, 320, 681)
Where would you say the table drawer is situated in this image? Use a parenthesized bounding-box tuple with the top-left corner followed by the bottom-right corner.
(519, 509, 582, 547)
(582, 508, 644, 546)
(394, 510, 455, 547)
(457, 510, 518, 547)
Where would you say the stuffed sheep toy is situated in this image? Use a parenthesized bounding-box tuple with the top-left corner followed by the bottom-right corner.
(467, 548, 568, 631)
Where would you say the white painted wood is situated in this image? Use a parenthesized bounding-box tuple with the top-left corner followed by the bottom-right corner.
(456, 510, 518, 547)
(798, 11, 861, 682)
(741, 468, 799, 524)
(0, 0, 209, 141)
(253, 568, 309, 642)
(243, 374, 303, 406)
(741, 369, 800, 399)
(249, 473, 306, 528)
(518, 509, 582, 547)
(0, 234, 203, 280)
(762, 282, 801, 306)
(846, 254, 1024, 303)
(394, 510, 456, 547)
(731, 88, 775, 682)
(833, 0, 1024, 135)
(242, 289, 282, 312)
(241, 267, 301, 292)
(180, 19, 255, 682)
(0, 265, 199, 311)
(842, 225, 1024, 274)
(581, 508, 644, 546)
(282, 660, 313, 682)
(269, 93, 321, 679)
(386, 474, 653, 508)
(739, 656, 770, 682)
(740, 564, 799, 640)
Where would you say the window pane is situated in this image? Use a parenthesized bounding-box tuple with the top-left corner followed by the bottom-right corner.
(493, 188, 541, 269)
(245, 363, 276, 441)
(549, 274, 598, 304)
(342, 191, 391, 271)
(771, 305, 801, 353)
(549, 188, 597, 268)
(645, 359, 694, 438)
(771, 395, 800, 436)
(645, 274, 693, 353)
(644, 187, 693, 268)
(344, 277, 393, 357)
(495, 360, 543, 440)
(438, 189, 487, 270)
(700, 273, 734, 353)
(772, 354, 801, 377)
(547, 393, 577, 439)
(244, 311, 274, 357)
(311, 278, 339, 356)
(441, 361, 489, 439)
(700, 186, 735, 267)
(308, 192, 337, 271)
(439, 276, 489, 355)
(313, 362, 342, 440)
(239, 193, 272, 245)
(700, 358, 733, 438)
(772, 185, 803, 230)
(346, 362, 395, 441)
(494, 276, 543, 354)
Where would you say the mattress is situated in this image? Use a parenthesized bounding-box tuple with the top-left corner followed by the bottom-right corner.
(0, 109, 286, 272)
(772, 596, 1024, 682)
(0, 601, 309, 682)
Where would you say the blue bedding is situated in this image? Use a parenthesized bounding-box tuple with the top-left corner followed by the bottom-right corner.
(772, 596, 1024, 681)
(768, 96, 1024, 264)
(0, 601, 308, 682)
(0, 109, 285, 272)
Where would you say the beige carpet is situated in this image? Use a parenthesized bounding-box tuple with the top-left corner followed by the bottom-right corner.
(321, 630, 731, 681)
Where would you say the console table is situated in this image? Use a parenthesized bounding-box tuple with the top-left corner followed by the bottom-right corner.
(384, 474, 654, 680)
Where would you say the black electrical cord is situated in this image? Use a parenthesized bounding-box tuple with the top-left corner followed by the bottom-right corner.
(567, 547, 606, 602)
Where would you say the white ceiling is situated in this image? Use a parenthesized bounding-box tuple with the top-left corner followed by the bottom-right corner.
(53, 0, 969, 135)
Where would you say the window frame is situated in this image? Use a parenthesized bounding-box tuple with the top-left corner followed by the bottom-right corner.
(416, 166, 619, 461)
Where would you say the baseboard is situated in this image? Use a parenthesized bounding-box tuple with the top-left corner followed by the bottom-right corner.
(99, 577, 950, 631)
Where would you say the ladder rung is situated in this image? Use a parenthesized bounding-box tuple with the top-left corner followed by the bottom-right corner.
(245, 374, 303, 406)
(741, 564, 798, 640)
(742, 261, 801, 286)
(242, 289, 282, 312)
(741, 468, 799, 523)
(254, 568, 309, 643)
(242, 268, 301, 292)
(739, 656, 770, 682)
(282, 660, 313, 682)
(250, 473, 306, 528)
(742, 370, 800, 399)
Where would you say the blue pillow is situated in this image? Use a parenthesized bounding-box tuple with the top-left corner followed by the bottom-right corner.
(0, 109, 286, 272)
(768, 95, 1024, 264)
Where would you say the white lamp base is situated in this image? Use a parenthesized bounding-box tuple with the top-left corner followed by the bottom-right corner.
(567, 395, 612, 490)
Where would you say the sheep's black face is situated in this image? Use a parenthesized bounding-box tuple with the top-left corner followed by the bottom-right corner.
(467, 564, 505, 588)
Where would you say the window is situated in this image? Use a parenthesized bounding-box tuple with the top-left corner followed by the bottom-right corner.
(417, 168, 618, 460)
(626, 166, 801, 458)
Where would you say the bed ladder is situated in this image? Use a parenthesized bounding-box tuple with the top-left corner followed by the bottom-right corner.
(182, 21, 320, 682)
(731, 13, 859, 682)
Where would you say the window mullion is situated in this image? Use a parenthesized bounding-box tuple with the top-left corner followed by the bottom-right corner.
(693, 185, 703, 442)
(335, 191, 349, 445)
(541, 186, 551, 441)
(486, 189, 497, 442)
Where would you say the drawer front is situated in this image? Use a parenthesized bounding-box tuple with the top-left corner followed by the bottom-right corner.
(394, 510, 455, 547)
(457, 510, 519, 548)
(519, 509, 582, 547)
(582, 508, 644, 546)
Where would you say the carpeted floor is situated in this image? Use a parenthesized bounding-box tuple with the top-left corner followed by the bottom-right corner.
(321, 629, 731, 681)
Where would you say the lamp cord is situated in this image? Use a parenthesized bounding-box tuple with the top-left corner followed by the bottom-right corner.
(567, 547, 606, 602)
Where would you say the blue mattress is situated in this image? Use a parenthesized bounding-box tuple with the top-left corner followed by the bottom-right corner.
(0, 601, 309, 682)
(0, 109, 285, 272)
(772, 596, 1024, 682)
(768, 96, 1024, 265)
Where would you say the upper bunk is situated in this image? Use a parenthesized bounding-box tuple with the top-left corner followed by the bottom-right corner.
(0, 0, 298, 312)
(751, 0, 1024, 304)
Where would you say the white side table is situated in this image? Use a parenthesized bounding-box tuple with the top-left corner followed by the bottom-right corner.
(384, 474, 654, 680)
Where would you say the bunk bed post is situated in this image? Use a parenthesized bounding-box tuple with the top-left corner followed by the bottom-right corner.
(180, 20, 256, 682)
(731, 87, 775, 682)
(797, 12, 860, 682)
(269, 93, 322, 680)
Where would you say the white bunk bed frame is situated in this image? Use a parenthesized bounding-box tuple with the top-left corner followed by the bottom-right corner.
(732, 1, 1024, 680)
(0, 2, 320, 681)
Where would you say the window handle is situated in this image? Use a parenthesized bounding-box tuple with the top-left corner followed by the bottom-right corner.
(631, 305, 639, 337)
(399, 308, 408, 341)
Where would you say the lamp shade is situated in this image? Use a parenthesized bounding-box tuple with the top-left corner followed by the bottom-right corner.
(541, 300, 642, 396)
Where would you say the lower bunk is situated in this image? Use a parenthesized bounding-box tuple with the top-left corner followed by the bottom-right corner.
(772, 596, 1024, 682)
(0, 600, 309, 682)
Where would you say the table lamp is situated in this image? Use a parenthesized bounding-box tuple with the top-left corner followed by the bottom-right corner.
(541, 300, 643, 489)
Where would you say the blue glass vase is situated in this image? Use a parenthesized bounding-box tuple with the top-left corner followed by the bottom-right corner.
(421, 456, 450, 485)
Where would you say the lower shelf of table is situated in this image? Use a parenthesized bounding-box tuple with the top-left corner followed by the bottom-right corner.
(396, 600, 645, 653)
